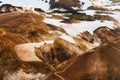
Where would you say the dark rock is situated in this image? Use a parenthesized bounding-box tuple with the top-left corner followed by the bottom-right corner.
(79, 31, 94, 43)
(34, 8, 45, 12)
(49, 0, 81, 11)
(94, 15, 116, 21)
(88, 6, 108, 11)
(0, 75, 3, 80)
(0, 4, 16, 13)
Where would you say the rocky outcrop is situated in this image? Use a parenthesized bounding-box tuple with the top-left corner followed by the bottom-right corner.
(35, 38, 84, 65)
(34, 8, 45, 12)
(49, 0, 81, 11)
(94, 27, 117, 43)
(0, 4, 16, 13)
(46, 35, 120, 80)
(79, 31, 94, 43)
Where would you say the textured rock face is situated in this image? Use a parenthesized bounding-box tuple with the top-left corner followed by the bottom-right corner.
(94, 27, 117, 43)
(49, 0, 81, 10)
(79, 31, 94, 43)
(35, 38, 84, 65)
(46, 32, 120, 80)
(0, 4, 16, 13)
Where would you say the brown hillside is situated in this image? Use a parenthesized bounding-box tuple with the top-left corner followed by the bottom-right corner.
(0, 12, 67, 75)
(47, 36, 120, 80)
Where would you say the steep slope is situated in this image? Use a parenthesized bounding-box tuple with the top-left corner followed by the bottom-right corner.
(0, 11, 68, 78)
(0, 10, 100, 80)
(47, 34, 120, 80)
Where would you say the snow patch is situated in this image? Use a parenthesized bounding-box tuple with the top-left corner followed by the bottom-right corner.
(47, 8, 68, 13)
(22, 6, 40, 15)
(72, 7, 80, 10)
(79, 0, 112, 10)
(1, 0, 51, 11)
(91, 0, 104, 8)
(91, 0, 112, 8)
(55, 0, 60, 2)
(79, 0, 92, 10)
(4, 69, 46, 80)
(78, 10, 96, 16)
(43, 18, 114, 36)
(106, 4, 120, 10)
(60, 34, 76, 44)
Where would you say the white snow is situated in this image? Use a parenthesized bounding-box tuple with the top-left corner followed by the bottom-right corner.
(79, 0, 92, 10)
(52, 13, 64, 16)
(43, 18, 114, 36)
(78, 10, 96, 16)
(97, 11, 120, 28)
(96, 10, 120, 23)
(79, 0, 112, 10)
(108, 12, 120, 22)
(15, 40, 54, 62)
(100, 0, 112, 5)
(49, 30, 76, 44)
(1, 0, 51, 11)
(4, 69, 46, 80)
(47, 8, 68, 13)
(21, 6, 40, 15)
(106, 4, 120, 10)
(66, 20, 114, 36)
(91, 0, 105, 8)
(55, 0, 60, 2)
(60, 34, 76, 44)
(91, 0, 112, 8)
(72, 7, 80, 10)
(57, 8, 68, 11)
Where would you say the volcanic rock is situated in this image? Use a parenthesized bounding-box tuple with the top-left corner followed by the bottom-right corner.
(49, 0, 81, 11)
(0, 4, 16, 13)
(46, 35, 120, 80)
(79, 31, 94, 43)
(94, 27, 117, 43)
(35, 38, 84, 66)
